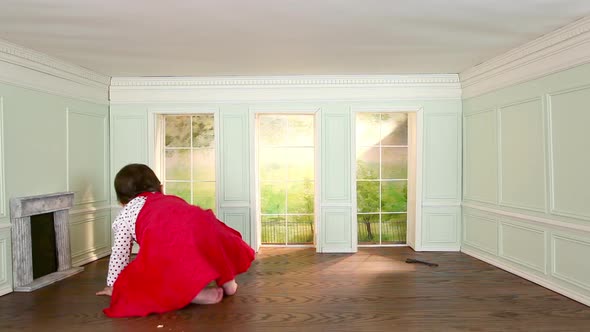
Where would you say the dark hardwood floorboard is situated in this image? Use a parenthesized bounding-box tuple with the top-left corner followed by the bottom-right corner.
(0, 247, 589, 331)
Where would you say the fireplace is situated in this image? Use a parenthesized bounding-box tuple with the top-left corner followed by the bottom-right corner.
(10, 192, 83, 292)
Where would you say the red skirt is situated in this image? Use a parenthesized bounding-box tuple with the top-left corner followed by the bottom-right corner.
(104, 192, 255, 317)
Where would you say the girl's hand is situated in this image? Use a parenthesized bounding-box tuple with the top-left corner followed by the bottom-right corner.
(96, 286, 113, 296)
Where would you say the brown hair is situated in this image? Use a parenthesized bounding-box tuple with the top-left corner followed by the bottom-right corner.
(114, 164, 162, 204)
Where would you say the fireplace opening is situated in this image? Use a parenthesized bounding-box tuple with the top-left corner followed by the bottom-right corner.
(30, 212, 58, 279)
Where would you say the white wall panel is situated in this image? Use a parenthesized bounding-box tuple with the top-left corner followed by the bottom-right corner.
(463, 58, 590, 305)
(498, 98, 546, 212)
(69, 211, 111, 267)
(463, 212, 498, 255)
(548, 87, 590, 220)
(320, 207, 353, 253)
(221, 207, 251, 246)
(552, 234, 590, 291)
(464, 110, 498, 204)
(0, 227, 11, 295)
(67, 108, 109, 208)
(422, 206, 460, 250)
(111, 113, 147, 170)
(220, 111, 250, 202)
(423, 113, 460, 202)
(499, 220, 547, 273)
(321, 112, 351, 202)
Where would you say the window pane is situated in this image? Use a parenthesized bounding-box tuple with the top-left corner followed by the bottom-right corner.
(381, 181, 407, 212)
(357, 214, 379, 244)
(356, 181, 380, 213)
(287, 181, 314, 214)
(192, 115, 215, 148)
(382, 147, 408, 179)
(261, 215, 285, 244)
(287, 148, 314, 181)
(192, 148, 215, 181)
(165, 182, 191, 203)
(193, 182, 216, 212)
(259, 115, 287, 146)
(165, 149, 190, 180)
(381, 213, 407, 244)
(287, 215, 314, 244)
(356, 113, 381, 146)
(357, 147, 379, 180)
(260, 182, 286, 214)
(259, 147, 287, 180)
(381, 113, 408, 145)
(165, 116, 191, 147)
(286, 115, 314, 146)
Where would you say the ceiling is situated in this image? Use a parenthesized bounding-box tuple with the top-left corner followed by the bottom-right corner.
(1, 0, 590, 77)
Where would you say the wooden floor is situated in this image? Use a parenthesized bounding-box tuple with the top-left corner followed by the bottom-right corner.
(0, 247, 589, 331)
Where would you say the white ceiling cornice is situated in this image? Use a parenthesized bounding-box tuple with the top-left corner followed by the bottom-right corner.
(0, 39, 110, 104)
(110, 75, 461, 87)
(110, 74, 461, 103)
(460, 16, 590, 99)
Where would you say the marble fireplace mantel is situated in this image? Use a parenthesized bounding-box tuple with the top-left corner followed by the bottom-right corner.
(10, 192, 83, 292)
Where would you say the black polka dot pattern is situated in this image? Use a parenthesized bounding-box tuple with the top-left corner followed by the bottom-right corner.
(106, 196, 146, 286)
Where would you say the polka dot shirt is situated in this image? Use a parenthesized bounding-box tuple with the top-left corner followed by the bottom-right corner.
(106, 196, 146, 287)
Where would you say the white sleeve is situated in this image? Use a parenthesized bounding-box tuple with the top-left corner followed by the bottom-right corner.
(106, 197, 146, 287)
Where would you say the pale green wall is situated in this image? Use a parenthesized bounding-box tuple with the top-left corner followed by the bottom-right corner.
(111, 98, 462, 252)
(0, 82, 110, 295)
(462, 63, 590, 305)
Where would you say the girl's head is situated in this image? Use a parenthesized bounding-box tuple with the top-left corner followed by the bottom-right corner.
(114, 163, 162, 204)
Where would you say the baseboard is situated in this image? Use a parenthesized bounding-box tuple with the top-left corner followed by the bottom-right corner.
(317, 247, 356, 254)
(461, 247, 590, 307)
(419, 246, 460, 252)
(72, 248, 111, 267)
(0, 284, 12, 296)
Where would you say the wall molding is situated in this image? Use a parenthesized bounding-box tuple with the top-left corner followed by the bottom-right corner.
(110, 75, 461, 103)
(546, 86, 590, 221)
(423, 112, 461, 200)
(69, 213, 111, 267)
(498, 221, 548, 274)
(423, 212, 458, 244)
(0, 97, 6, 218)
(422, 202, 461, 207)
(463, 203, 590, 233)
(69, 205, 112, 217)
(0, 39, 109, 104)
(66, 108, 110, 207)
(463, 212, 498, 255)
(420, 245, 460, 252)
(111, 75, 460, 87)
(552, 234, 590, 292)
(463, 109, 498, 204)
(220, 112, 250, 202)
(497, 97, 547, 213)
(460, 16, 590, 99)
(0, 234, 8, 284)
(462, 247, 590, 307)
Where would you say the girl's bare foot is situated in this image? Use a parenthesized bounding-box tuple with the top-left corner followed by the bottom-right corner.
(222, 279, 238, 296)
(191, 287, 223, 304)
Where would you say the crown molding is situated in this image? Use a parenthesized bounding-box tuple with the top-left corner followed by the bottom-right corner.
(110, 75, 461, 87)
(0, 39, 110, 104)
(110, 74, 461, 103)
(460, 16, 590, 99)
